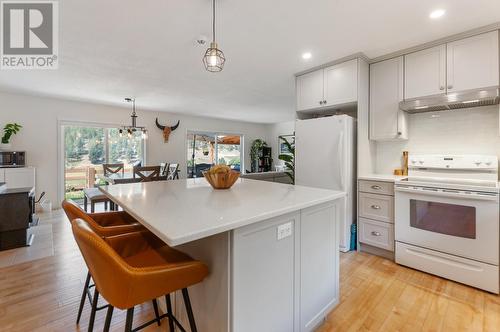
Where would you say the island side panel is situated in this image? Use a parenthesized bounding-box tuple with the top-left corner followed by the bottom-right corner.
(170, 232, 231, 332)
(298, 201, 340, 331)
(231, 211, 299, 332)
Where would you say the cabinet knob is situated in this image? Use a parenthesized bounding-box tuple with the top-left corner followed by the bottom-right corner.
(371, 205, 381, 210)
(323, 100, 327, 104)
(371, 185, 382, 190)
(397, 132, 402, 136)
(319, 101, 323, 105)
(439, 86, 445, 90)
(447, 85, 453, 89)
(371, 231, 381, 236)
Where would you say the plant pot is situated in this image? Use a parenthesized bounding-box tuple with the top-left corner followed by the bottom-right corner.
(0, 143, 12, 151)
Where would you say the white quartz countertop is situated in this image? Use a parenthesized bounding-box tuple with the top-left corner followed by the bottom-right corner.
(358, 174, 407, 182)
(100, 178, 345, 246)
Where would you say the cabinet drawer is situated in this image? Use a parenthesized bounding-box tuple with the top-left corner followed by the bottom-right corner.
(359, 218, 394, 251)
(358, 180, 394, 195)
(359, 192, 394, 223)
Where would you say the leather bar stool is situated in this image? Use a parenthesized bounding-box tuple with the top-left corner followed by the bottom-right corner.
(61, 200, 147, 330)
(71, 218, 209, 332)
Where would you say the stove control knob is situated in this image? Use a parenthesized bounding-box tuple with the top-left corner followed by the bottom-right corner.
(475, 161, 482, 166)
(418, 160, 424, 165)
(485, 161, 492, 166)
(411, 159, 417, 164)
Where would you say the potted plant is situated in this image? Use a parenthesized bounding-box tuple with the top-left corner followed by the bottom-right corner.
(250, 139, 267, 173)
(278, 135, 295, 184)
(1, 123, 22, 150)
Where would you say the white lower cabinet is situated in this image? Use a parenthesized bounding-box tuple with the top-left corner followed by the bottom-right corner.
(4, 167, 35, 189)
(0, 169, 4, 183)
(358, 180, 395, 254)
(231, 202, 339, 332)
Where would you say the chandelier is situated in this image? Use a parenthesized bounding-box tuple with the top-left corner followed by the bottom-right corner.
(119, 98, 148, 139)
(203, 0, 225, 72)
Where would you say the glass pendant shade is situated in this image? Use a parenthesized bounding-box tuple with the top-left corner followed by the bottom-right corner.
(203, 42, 225, 72)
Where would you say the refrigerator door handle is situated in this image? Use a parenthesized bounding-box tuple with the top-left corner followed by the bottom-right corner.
(337, 131, 344, 190)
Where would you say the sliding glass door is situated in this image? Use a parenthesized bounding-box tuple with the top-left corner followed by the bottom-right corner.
(63, 124, 145, 202)
(187, 131, 243, 178)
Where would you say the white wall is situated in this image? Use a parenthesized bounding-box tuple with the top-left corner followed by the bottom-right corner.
(0, 91, 270, 206)
(266, 121, 295, 167)
(375, 105, 500, 174)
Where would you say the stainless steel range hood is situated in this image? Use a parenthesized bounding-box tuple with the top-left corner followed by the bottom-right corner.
(399, 86, 500, 113)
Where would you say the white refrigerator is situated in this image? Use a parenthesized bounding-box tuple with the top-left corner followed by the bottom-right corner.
(295, 115, 356, 252)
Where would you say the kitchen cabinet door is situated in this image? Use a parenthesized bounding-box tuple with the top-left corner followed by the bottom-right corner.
(0, 169, 4, 183)
(296, 69, 324, 111)
(370, 56, 408, 141)
(323, 59, 358, 106)
(404, 45, 446, 99)
(447, 31, 499, 93)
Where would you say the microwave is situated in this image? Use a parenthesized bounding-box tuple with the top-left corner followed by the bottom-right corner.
(0, 151, 26, 167)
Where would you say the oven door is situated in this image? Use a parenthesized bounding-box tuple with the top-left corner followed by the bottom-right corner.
(395, 185, 499, 265)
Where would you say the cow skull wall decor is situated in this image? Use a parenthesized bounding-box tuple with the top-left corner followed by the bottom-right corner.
(155, 118, 180, 143)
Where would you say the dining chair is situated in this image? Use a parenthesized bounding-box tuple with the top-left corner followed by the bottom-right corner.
(160, 162, 170, 177)
(133, 166, 161, 182)
(103, 163, 124, 176)
(71, 218, 209, 332)
(167, 163, 180, 180)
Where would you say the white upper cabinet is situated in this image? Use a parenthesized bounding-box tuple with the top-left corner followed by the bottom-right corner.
(4, 167, 35, 189)
(404, 45, 447, 99)
(370, 56, 408, 141)
(323, 59, 358, 106)
(446, 31, 499, 92)
(296, 59, 358, 111)
(296, 70, 324, 111)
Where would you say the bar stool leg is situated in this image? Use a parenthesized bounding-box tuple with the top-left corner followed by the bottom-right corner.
(88, 288, 99, 332)
(84, 196, 88, 212)
(103, 305, 114, 332)
(152, 299, 161, 326)
(165, 294, 175, 332)
(125, 307, 134, 332)
(182, 288, 197, 332)
(76, 272, 91, 324)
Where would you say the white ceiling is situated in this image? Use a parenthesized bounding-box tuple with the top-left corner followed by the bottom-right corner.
(1, 0, 500, 123)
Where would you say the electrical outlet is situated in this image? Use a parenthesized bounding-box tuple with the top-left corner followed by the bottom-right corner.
(277, 222, 292, 240)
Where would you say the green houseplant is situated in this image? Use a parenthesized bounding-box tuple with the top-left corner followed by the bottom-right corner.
(278, 135, 295, 184)
(1, 123, 22, 145)
(250, 139, 267, 173)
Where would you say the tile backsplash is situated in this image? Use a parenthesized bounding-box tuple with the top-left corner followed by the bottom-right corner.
(375, 105, 500, 174)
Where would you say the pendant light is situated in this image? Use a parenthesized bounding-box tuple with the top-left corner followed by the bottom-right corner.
(203, 0, 225, 72)
(119, 98, 148, 139)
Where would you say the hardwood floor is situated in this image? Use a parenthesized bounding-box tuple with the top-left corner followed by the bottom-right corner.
(319, 251, 500, 332)
(0, 209, 499, 331)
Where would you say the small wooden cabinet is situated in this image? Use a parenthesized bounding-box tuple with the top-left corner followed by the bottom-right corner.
(446, 30, 499, 92)
(296, 59, 358, 111)
(369, 56, 408, 141)
(404, 45, 447, 99)
(358, 179, 395, 257)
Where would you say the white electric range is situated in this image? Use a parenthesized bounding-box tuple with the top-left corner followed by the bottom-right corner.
(395, 154, 499, 293)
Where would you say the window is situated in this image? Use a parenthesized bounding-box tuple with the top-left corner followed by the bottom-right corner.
(187, 131, 243, 178)
(63, 125, 145, 201)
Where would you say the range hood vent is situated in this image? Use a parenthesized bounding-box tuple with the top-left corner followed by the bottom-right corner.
(399, 86, 500, 114)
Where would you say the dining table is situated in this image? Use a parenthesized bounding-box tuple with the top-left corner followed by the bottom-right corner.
(98, 172, 168, 184)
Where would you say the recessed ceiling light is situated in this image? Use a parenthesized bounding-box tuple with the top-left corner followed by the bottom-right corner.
(302, 52, 312, 60)
(429, 9, 445, 19)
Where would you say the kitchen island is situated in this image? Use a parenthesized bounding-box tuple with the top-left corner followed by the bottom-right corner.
(100, 178, 345, 332)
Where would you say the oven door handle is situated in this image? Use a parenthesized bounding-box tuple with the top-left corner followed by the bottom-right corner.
(395, 186, 499, 201)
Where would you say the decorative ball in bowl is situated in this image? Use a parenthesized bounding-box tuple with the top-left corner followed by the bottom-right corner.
(203, 165, 240, 189)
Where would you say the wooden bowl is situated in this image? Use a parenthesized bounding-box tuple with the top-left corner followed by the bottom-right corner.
(203, 170, 240, 189)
